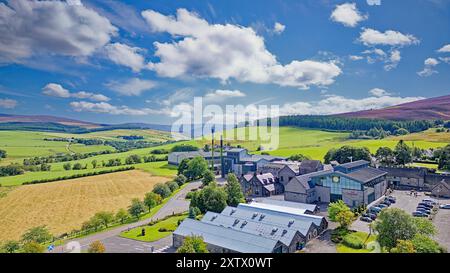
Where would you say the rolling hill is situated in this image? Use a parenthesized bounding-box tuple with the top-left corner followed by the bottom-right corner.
(0, 114, 171, 132)
(335, 95, 450, 120)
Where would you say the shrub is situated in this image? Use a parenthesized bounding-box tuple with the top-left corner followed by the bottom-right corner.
(166, 181, 179, 192)
(152, 183, 172, 199)
(342, 233, 364, 249)
(331, 227, 349, 243)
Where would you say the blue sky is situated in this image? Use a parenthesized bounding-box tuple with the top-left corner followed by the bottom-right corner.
(0, 0, 449, 125)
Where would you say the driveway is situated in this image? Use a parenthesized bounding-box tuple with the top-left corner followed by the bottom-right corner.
(51, 181, 201, 253)
(302, 230, 337, 253)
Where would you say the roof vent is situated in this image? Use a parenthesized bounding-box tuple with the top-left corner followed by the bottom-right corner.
(211, 215, 217, 221)
(259, 214, 266, 221)
(252, 213, 258, 219)
(240, 221, 248, 228)
(288, 220, 294, 227)
(233, 219, 240, 226)
(271, 228, 278, 235)
(230, 209, 236, 215)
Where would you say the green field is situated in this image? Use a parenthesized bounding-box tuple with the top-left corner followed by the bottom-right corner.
(198, 126, 449, 160)
(120, 214, 188, 242)
(1, 126, 448, 186)
(0, 131, 114, 164)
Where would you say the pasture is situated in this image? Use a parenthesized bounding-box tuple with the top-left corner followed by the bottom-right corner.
(0, 170, 170, 242)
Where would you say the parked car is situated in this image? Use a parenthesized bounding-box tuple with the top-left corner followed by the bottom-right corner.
(386, 196, 396, 203)
(412, 211, 428, 217)
(367, 213, 377, 220)
(369, 207, 382, 213)
(417, 205, 431, 211)
(381, 200, 392, 206)
(377, 204, 388, 209)
(362, 213, 376, 220)
(418, 202, 433, 209)
(439, 204, 450, 209)
(360, 216, 373, 223)
(416, 208, 431, 215)
(422, 199, 437, 205)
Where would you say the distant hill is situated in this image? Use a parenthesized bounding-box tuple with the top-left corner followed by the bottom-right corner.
(335, 95, 450, 120)
(0, 114, 101, 129)
(0, 114, 171, 133)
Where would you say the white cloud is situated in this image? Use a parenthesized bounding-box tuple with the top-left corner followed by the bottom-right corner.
(384, 50, 401, 71)
(281, 94, 424, 116)
(349, 55, 364, 61)
(142, 9, 341, 89)
(160, 88, 195, 106)
(42, 83, 110, 102)
(204, 89, 246, 103)
(70, 101, 165, 116)
(104, 43, 147, 72)
(0, 0, 117, 63)
(330, 3, 368, 27)
(359, 28, 419, 47)
(417, 58, 440, 77)
(106, 78, 156, 96)
(369, 88, 391, 97)
(437, 44, 450, 53)
(0, 98, 18, 109)
(367, 0, 381, 6)
(273, 22, 286, 34)
(438, 57, 450, 64)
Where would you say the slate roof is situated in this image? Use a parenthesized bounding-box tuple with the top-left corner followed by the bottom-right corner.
(300, 160, 322, 170)
(254, 199, 318, 214)
(201, 212, 300, 246)
(174, 218, 280, 253)
(243, 173, 276, 185)
(221, 206, 317, 237)
(237, 203, 325, 227)
(338, 160, 370, 170)
(338, 167, 387, 184)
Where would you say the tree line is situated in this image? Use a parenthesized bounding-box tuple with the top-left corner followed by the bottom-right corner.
(279, 116, 435, 134)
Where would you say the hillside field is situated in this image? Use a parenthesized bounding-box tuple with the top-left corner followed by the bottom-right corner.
(0, 170, 170, 242)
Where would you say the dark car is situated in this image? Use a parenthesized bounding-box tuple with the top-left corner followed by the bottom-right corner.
(386, 196, 396, 203)
(416, 208, 431, 215)
(369, 207, 382, 213)
(381, 200, 392, 206)
(418, 202, 433, 209)
(367, 213, 377, 220)
(417, 205, 431, 211)
(377, 204, 388, 209)
(412, 211, 428, 217)
(422, 199, 437, 205)
(360, 216, 373, 223)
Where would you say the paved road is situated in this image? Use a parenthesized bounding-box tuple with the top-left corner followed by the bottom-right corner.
(52, 181, 201, 253)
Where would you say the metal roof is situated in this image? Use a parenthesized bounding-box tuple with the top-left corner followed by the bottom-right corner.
(254, 199, 318, 213)
(221, 206, 317, 236)
(337, 167, 387, 184)
(174, 218, 280, 253)
(237, 203, 325, 227)
(338, 160, 370, 169)
(201, 212, 300, 246)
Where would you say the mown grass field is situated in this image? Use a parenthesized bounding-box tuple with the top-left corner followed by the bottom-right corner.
(0, 170, 170, 242)
(0, 131, 113, 164)
(336, 232, 378, 253)
(199, 126, 449, 160)
(120, 214, 188, 242)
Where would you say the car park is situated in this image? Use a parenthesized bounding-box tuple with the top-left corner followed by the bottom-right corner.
(439, 204, 450, 209)
(360, 216, 373, 223)
(412, 211, 428, 217)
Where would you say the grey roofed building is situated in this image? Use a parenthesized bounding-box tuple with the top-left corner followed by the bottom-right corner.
(299, 160, 323, 175)
(201, 212, 303, 249)
(340, 167, 387, 184)
(253, 199, 319, 214)
(173, 218, 285, 253)
(221, 206, 322, 238)
(236, 203, 327, 231)
(334, 160, 370, 173)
